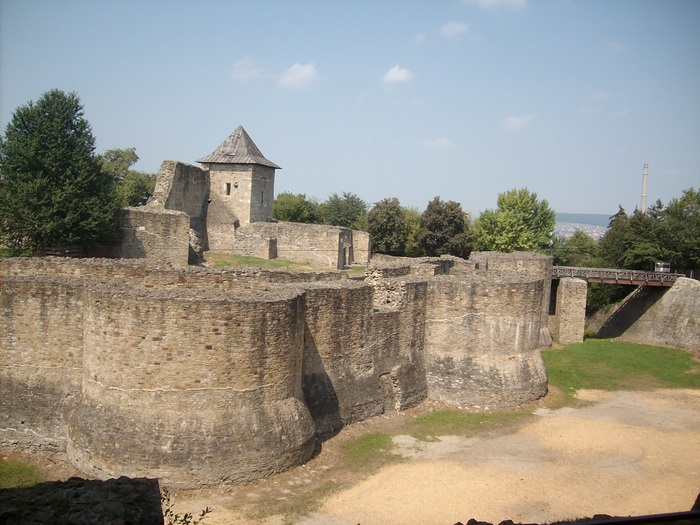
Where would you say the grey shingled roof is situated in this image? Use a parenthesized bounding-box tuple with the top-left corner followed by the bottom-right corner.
(197, 126, 281, 169)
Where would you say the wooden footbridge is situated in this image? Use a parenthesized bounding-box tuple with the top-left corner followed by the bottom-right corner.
(552, 266, 684, 287)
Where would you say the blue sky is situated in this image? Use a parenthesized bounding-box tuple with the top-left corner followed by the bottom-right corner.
(1, 0, 698, 216)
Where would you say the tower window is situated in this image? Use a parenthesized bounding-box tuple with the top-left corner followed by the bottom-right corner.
(225, 183, 231, 196)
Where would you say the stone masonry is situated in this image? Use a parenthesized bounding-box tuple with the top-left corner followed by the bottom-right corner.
(117, 126, 368, 269)
(1, 251, 551, 487)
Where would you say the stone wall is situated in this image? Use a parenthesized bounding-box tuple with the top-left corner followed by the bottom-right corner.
(150, 161, 210, 249)
(352, 230, 371, 265)
(68, 284, 314, 486)
(235, 221, 354, 270)
(0, 277, 84, 449)
(468, 252, 553, 348)
(596, 278, 700, 351)
(424, 275, 548, 408)
(549, 277, 588, 345)
(1, 252, 552, 487)
(117, 207, 190, 267)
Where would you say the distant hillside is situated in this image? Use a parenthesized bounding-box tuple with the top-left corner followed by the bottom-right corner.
(556, 213, 610, 228)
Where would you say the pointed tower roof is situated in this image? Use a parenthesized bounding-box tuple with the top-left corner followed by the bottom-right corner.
(197, 126, 281, 169)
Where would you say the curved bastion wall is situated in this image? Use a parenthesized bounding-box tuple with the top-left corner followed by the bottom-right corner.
(1, 254, 551, 486)
(67, 285, 315, 487)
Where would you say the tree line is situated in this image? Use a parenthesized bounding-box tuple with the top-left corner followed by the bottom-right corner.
(274, 187, 557, 260)
(2, 89, 697, 314)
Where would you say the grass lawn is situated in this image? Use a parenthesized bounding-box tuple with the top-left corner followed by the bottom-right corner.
(542, 338, 700, 403)
(203, 251, 366, 276)
(0, 457, 44, 489)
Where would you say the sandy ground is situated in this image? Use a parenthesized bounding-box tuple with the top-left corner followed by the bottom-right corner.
(171, 389, 700, 525)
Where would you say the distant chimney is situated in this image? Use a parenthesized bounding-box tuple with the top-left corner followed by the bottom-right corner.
(641, 163, 648, 213)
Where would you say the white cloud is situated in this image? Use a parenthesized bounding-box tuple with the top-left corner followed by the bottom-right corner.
(414, 33, 427, 44)
(462, 0, 526, 9)
(382, 65, 414, 85)
(231, 57, 263, 80)
(278, 63, 319, 89)
(440, 22, 470, 40)
(422, 137, 455, 150)
(503, 114, 533, 130)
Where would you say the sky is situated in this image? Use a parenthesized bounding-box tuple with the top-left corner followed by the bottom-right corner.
(1, 0, 699, 216)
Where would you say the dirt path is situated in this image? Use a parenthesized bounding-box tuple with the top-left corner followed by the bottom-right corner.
(173, 389, 700, 525)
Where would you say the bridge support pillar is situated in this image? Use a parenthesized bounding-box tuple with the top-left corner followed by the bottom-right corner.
(549, 277, 587, 345)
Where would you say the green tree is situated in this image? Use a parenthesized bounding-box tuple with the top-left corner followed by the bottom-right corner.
(367, 197, 407, 254)
(661, 187, 700, 270)
(100, 148, 156, 207)
(402, 206, 423, 257)
(0, 90, 119, 254)
(473, 188, 555, 253)
(319, 192, 368, 229)
(418, 197, 472, 258)
(552, 230, 599, 267)
(273, 192, 321, 223)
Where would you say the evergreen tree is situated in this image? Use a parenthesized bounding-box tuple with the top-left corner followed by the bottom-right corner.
(0, 90, 119, 254)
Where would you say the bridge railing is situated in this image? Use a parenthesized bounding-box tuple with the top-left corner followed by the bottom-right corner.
(552, 266, 684, 286)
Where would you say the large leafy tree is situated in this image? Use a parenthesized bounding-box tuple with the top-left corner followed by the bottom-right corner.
(367, 197, 407, 255)
(473, 188, 555, 253)
(0, 90, 119, 254)
(418, 196, 472, 259)
(273, 192, 321, 223)
(319, 192, 368, 230)
(100, 147, 156, 207)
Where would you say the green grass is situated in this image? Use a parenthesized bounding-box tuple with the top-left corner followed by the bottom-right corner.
(340, 432, 398, 471)
(343, 265, 367, 277)
(542, 338, 700, 403)
(204, 252, 314, 271)
(408, 409, 530, 441)
(0, 457, 44, 488)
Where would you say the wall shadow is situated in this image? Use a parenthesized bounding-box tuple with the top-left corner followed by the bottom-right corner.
(596, 285, 668, 338)
(301, 323, 343, 441)
(0, 476, 164, 524)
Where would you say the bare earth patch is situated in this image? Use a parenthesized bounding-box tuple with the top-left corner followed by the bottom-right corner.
(173, 389, 700, 525)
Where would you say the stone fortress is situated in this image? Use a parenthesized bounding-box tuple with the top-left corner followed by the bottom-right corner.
(116, 126, 370, 270)
(4, 127, 694, 489)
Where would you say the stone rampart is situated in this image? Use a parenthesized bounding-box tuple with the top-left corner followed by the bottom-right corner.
(1, 277, 84, 449)
(68, 284, 314, 486)
(548, 277, 587, 345)
(425, 275, 548, 408)
(117, 207, 190, 267)
(1, 252, 551, 486)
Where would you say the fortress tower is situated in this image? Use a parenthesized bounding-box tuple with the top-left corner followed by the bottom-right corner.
(198, 126, 280, 250)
